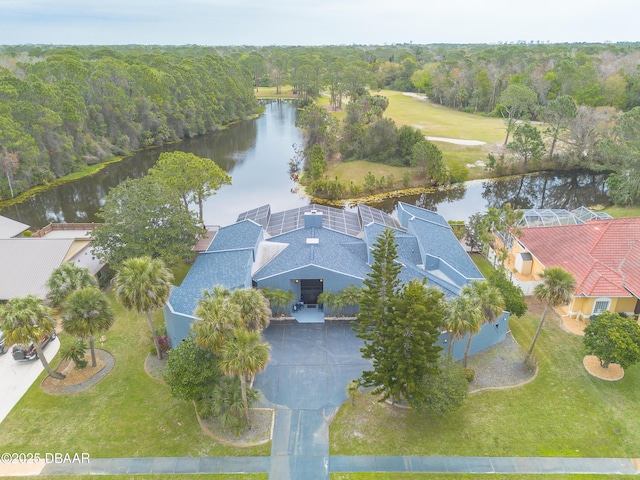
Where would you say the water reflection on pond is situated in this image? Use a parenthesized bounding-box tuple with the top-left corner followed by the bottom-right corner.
(367, 171, 609, 221)
(0, 100, 610, 230)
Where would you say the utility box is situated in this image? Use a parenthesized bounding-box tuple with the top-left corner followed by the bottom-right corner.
(515, 252, 533, 275)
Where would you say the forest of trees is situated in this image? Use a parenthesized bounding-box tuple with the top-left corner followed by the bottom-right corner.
(2, 42, 640, 203)
(0, 45, 258, 200)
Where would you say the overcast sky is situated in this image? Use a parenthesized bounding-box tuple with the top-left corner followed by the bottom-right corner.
(0, 0, 637, 46)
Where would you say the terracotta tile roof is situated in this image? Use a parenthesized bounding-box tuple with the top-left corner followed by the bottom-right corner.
(516, 217, 640, 298)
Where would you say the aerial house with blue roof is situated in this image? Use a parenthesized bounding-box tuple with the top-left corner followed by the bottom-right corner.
(163, 202, 510, 359)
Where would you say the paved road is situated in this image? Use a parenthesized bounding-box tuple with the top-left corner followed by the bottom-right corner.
(0, 336, 60, 424)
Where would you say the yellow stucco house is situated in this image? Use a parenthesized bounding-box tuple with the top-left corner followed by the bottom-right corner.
(505, 215, 640, 320)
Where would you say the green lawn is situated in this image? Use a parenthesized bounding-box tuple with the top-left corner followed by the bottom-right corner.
(321, 90, 511, 187)
(378, 90, 506, 144)
(331, 475, 634, 479)
(470, 253, 495, 278)
(254, 85, 299, 99)
(330, 309, 640, 457)
(3, 476, 266, 480)
(330, 160, 414, 186)
(603, 205, 640, 217)
(0, 293, 271, 459)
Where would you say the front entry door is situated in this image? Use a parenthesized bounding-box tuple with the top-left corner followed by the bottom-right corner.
(300, 279, 323, 304)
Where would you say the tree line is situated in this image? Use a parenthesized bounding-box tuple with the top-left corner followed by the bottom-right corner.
(215, 43, 640, 113)
(0, 45, 257, 201)
(3, 43, 640, 204)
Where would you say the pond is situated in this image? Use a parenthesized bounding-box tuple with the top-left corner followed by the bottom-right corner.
(0, 100, 610, 230)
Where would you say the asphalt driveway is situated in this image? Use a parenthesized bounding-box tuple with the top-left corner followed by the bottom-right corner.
(254, 321, 370, 480)
(255, 321, 369, 411)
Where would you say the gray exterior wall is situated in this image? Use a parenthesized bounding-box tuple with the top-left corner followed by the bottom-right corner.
(256, 264, 364, 314)
(164, 303, 197, 348)
(437, 311, 511, 361)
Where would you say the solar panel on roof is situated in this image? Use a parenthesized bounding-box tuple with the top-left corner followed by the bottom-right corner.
(358, 204, 402, 230)
(240, 203, 368, 236)
(236, 204, 270, 228)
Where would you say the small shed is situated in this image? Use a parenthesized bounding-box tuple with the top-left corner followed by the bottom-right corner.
(515, 251, 533, 275)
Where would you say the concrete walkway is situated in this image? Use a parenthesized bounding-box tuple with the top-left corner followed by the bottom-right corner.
(0, 455, 633, 476)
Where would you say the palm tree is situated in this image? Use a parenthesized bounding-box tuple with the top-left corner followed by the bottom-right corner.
(113, 256, 174, 360)
(62, 287, 115, 367)
(46, 263, 98, 308)
(339, 285, 362, 316)
(0, 295, 64, 379)
(460, 281, 504, 368)
(193, 289, 242, 354)
(461, 300, 484, 368)
(317, 291, 336, 313)
(262, 288, 295, 316)
(443, 295, 472, 357)
(230, 288, 271, 332)
(528, 266, 576, 357)
(463, 280, 505, 325)
(218, 328, 270, 429)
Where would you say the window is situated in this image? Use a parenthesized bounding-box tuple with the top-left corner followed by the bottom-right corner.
(592, 299, 611, 316)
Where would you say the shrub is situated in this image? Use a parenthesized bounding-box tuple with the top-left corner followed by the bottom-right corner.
(402, 171, 411, 188)
(60, 339, 88, 369)
(163, 334, 222, 402)
(197, 377, 260, 434)
(150, 335, 171, 355)
(463, 367, 476, 382)
(448, 163, 469, 183)
(363, 171, 376, 193)
(416, 356, 469, 414)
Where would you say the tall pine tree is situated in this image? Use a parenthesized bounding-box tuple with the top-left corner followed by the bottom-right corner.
(356, 229, 445, 406)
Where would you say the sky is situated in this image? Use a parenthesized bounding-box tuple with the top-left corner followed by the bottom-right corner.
(0, 0, 638, 46)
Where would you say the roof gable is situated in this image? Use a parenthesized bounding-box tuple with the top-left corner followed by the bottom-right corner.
(207, 219, 263, 252)
(254, 227, 369, 280)
(169, 249, 254, 316)
(397, 202, 450, 228)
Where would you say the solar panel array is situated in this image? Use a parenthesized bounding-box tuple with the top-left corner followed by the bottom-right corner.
(236, 204, 270, 228)
(358, 204, 403, 230)
(236, 203, 405, 237)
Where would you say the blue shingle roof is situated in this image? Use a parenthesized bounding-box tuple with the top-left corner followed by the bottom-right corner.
(363, 223, 420, 265)
(397, 202, 450, 228)
(254, 227, 370, 281)
(406, 217, 482, 281)
(207, 220, 263, 252)
(168, 249, 253, 316)
(169, 202, 482, 318)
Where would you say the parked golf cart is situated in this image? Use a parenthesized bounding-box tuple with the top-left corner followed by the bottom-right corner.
(11, 333, 56, 361)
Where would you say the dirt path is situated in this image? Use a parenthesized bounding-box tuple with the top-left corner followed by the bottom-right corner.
(427, 136, 487, 146)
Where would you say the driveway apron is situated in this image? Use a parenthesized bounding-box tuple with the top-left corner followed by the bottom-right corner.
(255, 321, 370, 480)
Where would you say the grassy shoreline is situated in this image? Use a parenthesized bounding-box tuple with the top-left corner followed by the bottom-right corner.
(0, 113, 261, 211)
(0, 155, 125, 210)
